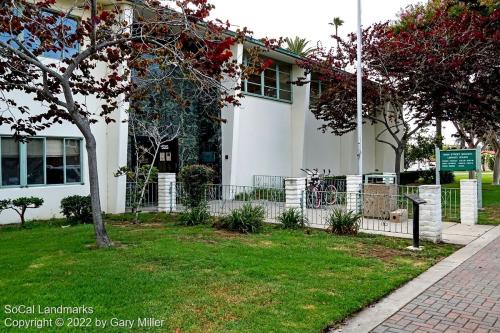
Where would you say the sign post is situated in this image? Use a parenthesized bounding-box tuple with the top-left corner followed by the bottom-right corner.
(476, 149, 482, 209)
(436, 148, 482, 209)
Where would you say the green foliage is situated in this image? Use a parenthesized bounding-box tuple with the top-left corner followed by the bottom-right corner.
(482, 153, 495, 171)
(400, 169, 454, 185)
(11, 197, 44, 208)
(285, 36, 315, 56)
(0, 199, 9, 212)
(278, 209, 308, 229)
(234, 188, 285, 202)
(60, 195, 93, 225)
(180, 204, 212, 226)
(179, 164, 214, 208)
(404, 132, 439, 169)
(327, 208, 361, 235)
(7, 197, 44, 225)
(219, 204, 265, 234)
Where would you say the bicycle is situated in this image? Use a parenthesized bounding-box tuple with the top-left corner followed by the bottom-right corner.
(301, 168, 338, 209)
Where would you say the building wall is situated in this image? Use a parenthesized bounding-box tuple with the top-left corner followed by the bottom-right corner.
(233, 96, 293, 186)
(302, 112, 397, 176)
(0, 2, 129, 224)
(221, 44, 398, 187)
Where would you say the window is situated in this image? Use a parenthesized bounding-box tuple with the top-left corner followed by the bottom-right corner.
(309, 72, 322, 109)
(0, 136, 83, 187)
(243, 54, 293, 102)
(46, 139, 64, 184)
(65, 139, 81, 183)
(27, 139, 44, 185)
(1, 9, 79, 59)
(1, 138, 20, 186)
(39, 11, 79, 59)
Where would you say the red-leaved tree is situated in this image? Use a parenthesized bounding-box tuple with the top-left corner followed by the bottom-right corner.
(0, 0, 267, 246)
(298, 0, 498, 183)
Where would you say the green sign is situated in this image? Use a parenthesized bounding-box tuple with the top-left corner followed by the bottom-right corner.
(439, 149, 477, 171)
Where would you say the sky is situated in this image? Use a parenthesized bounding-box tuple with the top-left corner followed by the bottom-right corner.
(209, 0, 423, 48)
(209, 0, 458, 143)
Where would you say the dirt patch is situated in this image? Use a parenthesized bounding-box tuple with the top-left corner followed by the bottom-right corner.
(137, 262, 159, 272)
(213, 230, 245, 238)
(174, 235, 219, 245)
(482, 206, 500, 224)
(355, 244, 404, 263)
(110, 222, 167, 229)
(328, 242, 405, 263)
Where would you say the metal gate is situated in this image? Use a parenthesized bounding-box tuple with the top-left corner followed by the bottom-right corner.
(304, 190, 414, 234)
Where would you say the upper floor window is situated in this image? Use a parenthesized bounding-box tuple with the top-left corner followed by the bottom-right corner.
(243, 54, 292, 102)
(309, 72, 322, 109)
(0, 136, 83, 187)
(0, 9, 79, 60)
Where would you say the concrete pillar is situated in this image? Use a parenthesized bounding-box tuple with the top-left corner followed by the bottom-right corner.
(346, 175, 363, 213)
(419, 185, 442, 243)
(460, 179, 478, 225)
(285, 178, 306, 210)
(158, 173, 176, 212)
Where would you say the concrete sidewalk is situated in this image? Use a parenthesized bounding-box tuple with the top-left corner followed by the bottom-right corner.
(332, 225, 500, 333)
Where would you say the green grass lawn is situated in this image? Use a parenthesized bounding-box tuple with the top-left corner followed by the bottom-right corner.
(443, 172, 499, 225)
(0, 213, 458, 332)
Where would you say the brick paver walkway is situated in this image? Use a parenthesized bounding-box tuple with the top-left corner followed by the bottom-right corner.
(373, 237, 500, 333)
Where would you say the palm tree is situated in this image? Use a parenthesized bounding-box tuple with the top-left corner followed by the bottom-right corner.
(285, 37, 315, 57)
(329, 17, 345, 39)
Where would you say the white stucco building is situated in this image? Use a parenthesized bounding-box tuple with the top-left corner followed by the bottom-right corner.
(221, 42, 396, 187)
(0, 3, 396, 224)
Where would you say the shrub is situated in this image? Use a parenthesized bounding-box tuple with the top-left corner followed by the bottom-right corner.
(180, 204, 212, 226)
(219, 204, 265, 233)
(8, 197, 44, 226)
(439, 171, 455, 184)
(179, 164, 214, 208)
(234, 188, 285, 202)
(400, 169, 454, 185)
(326, 208, 361, 235)
(60, 195, 93, 224)
(278, 208, 308, 229)
(0, 199, 9, 213)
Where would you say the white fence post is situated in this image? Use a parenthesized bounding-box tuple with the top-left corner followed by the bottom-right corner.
(419, 185, 442, 243)
(346, 175, 363, 213)
(285, 178, 306, 210)
(158, 173, 176, 212)
(460, 179, 478, 225)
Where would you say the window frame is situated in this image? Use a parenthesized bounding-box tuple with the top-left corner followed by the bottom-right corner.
(39, 9, 80, 60)
(309, 78, 322, 109)
(10, 9, 81, 60)
(0, 137, 22, 188)
(242, 55, 293, 104)
(0, 136, 84, 188)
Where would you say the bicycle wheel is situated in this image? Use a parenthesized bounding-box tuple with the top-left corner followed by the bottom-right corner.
(325, 185, 337, 205)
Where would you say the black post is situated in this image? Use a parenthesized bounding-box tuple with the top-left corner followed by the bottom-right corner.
(413, 202, 420, 249)
(405, 194, 426, 250)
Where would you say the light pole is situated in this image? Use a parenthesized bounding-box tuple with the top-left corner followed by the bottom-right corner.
(356, 0, 363, 176)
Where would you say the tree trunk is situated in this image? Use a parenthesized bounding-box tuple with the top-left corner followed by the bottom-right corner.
(20, 207, 26, 226)
(394, 147, 403, 185)
(494, 150, 500, 186)
(85, 134, 112, 248)
(436, 118, 443, 149)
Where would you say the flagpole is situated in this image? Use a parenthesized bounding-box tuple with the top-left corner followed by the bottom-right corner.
(356, 0, 363, 176)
